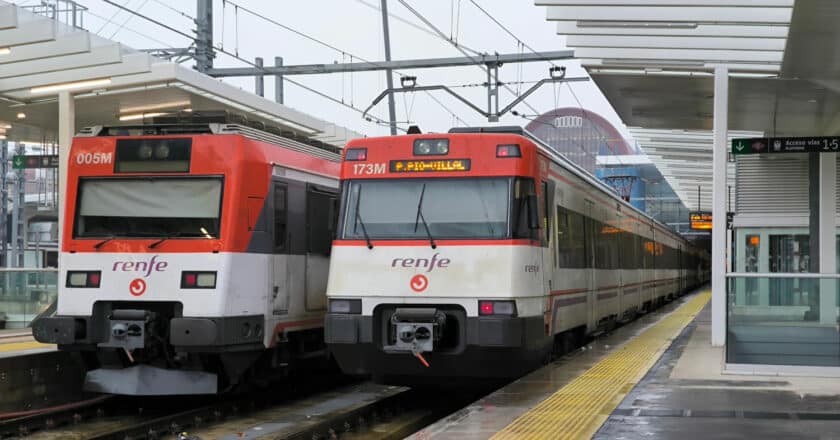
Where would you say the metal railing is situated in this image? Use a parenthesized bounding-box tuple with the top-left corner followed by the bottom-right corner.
(21, 0, 88, 29)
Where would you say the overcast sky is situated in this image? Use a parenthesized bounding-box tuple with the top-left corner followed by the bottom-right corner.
(17, 0, 634, 145)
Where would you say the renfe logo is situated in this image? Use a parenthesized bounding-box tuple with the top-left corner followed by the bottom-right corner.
(113, 255, 168, 277)
(391, 253, 451, 273)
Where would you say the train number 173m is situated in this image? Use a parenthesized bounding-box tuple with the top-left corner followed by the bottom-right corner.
(353, 163, 386, 175)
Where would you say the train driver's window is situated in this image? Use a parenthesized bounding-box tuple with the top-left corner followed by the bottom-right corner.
(274, 184, 288, 252)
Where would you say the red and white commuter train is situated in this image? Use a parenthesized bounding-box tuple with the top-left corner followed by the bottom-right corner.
(325, 126, 709, 384)
(33, 118, 340, 395)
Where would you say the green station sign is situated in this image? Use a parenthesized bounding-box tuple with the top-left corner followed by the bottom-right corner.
(732, 136, 840, 155)
(12, 155, 59, 169)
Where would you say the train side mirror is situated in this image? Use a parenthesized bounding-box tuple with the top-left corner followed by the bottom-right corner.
(527, 195, 540, 230)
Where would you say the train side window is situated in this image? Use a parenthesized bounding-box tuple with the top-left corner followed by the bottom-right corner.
(556, 206, 569, 267)
(273, 183, 287, 252)
(557, 206, 586, 269)
(541, 181, 551, 246)
(306, 187, 337, 255)
(513, 178, 538, 240)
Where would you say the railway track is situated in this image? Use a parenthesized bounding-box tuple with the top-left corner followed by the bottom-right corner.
(1, 378, 495, 439)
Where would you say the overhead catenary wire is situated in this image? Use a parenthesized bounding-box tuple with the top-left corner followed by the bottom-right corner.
(352, 0, 482, 56)
(396, 0, 542, 117)
(465, 0, 623, 159)
(95, 0, 401, 131)
(220, 0, 470, 127)
(108, 0, 151, 40)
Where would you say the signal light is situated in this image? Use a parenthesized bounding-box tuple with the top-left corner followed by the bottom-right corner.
(181, 271, 216, 289)
(479, 300, 517, 316)
(66, 271, 102, 288)
(345, 148, 367, 161)
(496, 144, 521, 158)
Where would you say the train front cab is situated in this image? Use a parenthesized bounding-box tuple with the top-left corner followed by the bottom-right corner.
(325, 134, 555, 383)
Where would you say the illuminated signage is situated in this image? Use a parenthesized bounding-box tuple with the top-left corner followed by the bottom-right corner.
(689, 211, 713, 230)
(732, 136, 840, 155)
(390, 159, 471, 173)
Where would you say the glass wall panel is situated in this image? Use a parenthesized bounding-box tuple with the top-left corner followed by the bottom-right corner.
(728, 274, 840, 366)
(0, 270, 58, 329)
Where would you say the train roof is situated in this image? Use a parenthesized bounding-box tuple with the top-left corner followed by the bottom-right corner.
(75, 110, 342, 162)
(450, 126, 689, 245)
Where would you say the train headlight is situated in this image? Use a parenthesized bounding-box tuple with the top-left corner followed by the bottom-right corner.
(478, 300, 517, 316)
(137, 143, 153, 160)
(154, 143, 170, 159)
(413, 139, 449, 156)
(329, 298, 361, 314)
(66, 271, 101, 288)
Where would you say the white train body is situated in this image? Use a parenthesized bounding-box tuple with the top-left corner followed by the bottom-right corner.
(325, 127, 708, 382)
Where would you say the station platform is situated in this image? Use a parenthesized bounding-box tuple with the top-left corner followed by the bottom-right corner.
(0, 328, 53, 357)
(412, 288, 840, 439)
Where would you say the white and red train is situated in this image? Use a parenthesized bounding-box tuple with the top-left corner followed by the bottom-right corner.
(33, 119, 340, 395)
(325, 126, 709, 384)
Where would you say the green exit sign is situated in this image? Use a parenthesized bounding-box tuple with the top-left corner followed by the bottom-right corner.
(12, 155, 59, 169)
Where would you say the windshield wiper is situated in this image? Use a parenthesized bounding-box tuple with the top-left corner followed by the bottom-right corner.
(414, 184, 437, 249)
(93, 235, 116, 250)
(353, 187, 373, 249)
(148, 231, 181, 249)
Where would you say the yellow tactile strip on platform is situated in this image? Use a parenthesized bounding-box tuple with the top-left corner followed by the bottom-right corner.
(492, 290, 711, 440)
(0, 341, 53, 353)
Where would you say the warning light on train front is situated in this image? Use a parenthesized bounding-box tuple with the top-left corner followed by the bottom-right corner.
(496, 144, 521, 158)
(345, 148, 367, 161)
(67, 271, 101, 288)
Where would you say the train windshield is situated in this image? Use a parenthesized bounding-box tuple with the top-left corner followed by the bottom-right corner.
(342, 178, 510, 240)
(74, 177, 222, 238)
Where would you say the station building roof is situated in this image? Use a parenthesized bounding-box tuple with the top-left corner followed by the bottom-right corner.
(0, 1, 362, 147)
(535, 0, 839, 210)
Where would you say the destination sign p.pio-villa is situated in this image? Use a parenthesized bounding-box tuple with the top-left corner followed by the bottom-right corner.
(732, 137, 840, 155)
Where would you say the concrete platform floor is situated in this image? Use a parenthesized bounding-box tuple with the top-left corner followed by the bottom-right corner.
(409, 294, 696, 440)
(594, 304, 840, 439)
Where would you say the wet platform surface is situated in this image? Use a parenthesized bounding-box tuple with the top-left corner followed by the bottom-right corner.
(595, 304, 840, 439)
(410, 292, 701, 440)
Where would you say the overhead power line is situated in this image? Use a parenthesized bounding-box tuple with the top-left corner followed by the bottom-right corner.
(465, 0, 622, 158)
(396, 0, 541, 117)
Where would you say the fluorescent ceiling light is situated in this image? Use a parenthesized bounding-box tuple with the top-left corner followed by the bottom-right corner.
(578, 21, 698, 29)
(119, 112, 167, 121)
(0, 123, 10, 129)
(0, 135, 5, 140)
(0, 48, 10, 55)
(120, 100, 191, 114)
(16, 113, 25, 120)
(30, 78, 112, 95)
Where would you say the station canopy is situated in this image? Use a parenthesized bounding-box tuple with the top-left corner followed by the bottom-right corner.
(536, 0, 840, 210)
(0, 1, 361, 147)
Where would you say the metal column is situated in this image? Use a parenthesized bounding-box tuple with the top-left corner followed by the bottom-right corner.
(0, 139, 6, 267)
(195, 0, 213, 73)
(12, 144, 23, 268)
(274, 56, 284, 104)
(818, 154, 836, 324)
(255, 57, 264, 97)
(380, 0, 397, 135)
(711, 66, 728, 347)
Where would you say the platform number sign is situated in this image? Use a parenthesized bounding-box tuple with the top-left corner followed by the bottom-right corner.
(732, 136, 840, 155)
